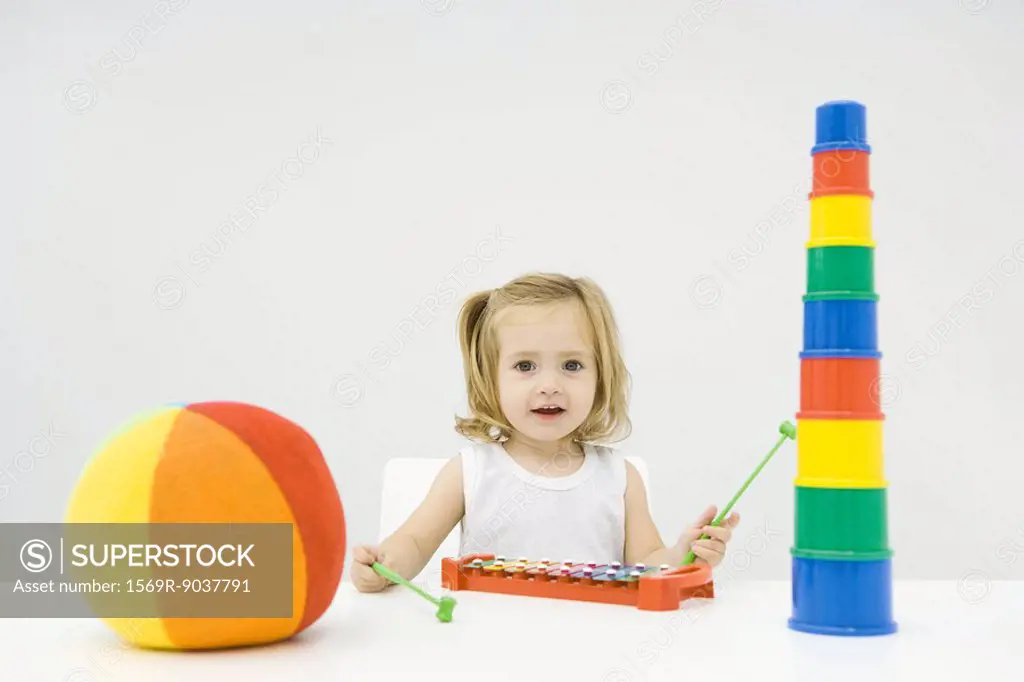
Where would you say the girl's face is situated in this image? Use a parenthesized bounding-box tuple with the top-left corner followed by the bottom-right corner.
(494, 300, 598, 448)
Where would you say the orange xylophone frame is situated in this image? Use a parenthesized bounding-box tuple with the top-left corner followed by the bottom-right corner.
(440, 553, 715, 611)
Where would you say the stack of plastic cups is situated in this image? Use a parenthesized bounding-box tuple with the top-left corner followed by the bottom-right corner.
(788, 101, 897, 636)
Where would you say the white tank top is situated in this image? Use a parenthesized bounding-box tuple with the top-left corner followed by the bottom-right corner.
(458, 440, 627, 564)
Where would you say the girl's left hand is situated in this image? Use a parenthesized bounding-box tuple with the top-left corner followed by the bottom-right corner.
(680, 505, 741, 567)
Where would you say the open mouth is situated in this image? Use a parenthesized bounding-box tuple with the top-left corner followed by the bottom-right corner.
(532, 406, 565, 415)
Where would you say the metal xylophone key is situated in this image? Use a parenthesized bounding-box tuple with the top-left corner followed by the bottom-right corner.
(462, 556, 672, 586)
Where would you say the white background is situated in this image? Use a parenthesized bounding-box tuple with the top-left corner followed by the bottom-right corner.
(3, 0, 1022, 586)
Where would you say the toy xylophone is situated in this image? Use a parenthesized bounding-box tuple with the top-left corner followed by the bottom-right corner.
(440, 554, 714, 611)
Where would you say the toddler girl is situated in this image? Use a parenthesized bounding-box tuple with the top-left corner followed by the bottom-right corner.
(351, 272, 739, 592)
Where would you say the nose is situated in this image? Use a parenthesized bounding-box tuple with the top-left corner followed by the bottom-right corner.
(536, 371, 562, 396)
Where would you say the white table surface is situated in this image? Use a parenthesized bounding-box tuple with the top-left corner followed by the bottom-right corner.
(4, 578, 1020, 681)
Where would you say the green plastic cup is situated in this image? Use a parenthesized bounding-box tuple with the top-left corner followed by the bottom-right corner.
(805, 246, 877, 301)
(791, 486, 892, 561)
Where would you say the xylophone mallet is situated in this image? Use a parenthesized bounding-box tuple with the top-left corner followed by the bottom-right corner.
(372, 562, 457, 622)
(682, 420, 797, 565)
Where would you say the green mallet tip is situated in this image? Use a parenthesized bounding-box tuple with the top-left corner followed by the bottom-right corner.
(371, 561, 456, 622)
(779, 420, 796, 440)
(437, 596, 456, 622)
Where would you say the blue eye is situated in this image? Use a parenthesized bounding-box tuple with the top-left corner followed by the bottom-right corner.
(564, 360, 583, 372)
(515, 361, 535, 372)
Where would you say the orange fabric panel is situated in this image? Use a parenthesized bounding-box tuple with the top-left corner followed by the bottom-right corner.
(183, 402, 345, 634)
(149, 407, 306, 649)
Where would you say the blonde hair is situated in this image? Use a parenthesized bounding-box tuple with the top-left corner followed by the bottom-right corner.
(454, 272, 631, 445)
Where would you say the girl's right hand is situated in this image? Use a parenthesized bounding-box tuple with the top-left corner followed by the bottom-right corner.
(351, 545, 391, 593)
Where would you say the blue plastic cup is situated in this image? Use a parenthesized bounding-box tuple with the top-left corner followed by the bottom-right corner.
(811, 100, 871, 155)
(801, 299, 880, 359)
(789, 556, 897, 636)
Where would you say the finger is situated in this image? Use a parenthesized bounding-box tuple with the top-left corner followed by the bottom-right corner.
(690, 544, 718, 566)
(362, 573, 386, 590)
(693, 538, 726, 552)
(700, 525, 733, 542)
(353, 546, 379, 564)
(357, 578, 386, 593)
(724, 512, 740, 528)
(354, 566, 387, 591)
(692, 540, 727, 563)
(691, 542, 724, 566)
(681, 527, 703, 545)
(694, 505, 717, 527)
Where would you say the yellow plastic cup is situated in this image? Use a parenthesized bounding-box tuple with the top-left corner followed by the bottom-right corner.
(795, 418, 886, 488)
(807, 195, 875, 248)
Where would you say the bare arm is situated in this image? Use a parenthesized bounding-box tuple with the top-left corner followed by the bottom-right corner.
(622, 460, 740, 569)
(374, 455, 466, 582)
(623, 460, 682, 565)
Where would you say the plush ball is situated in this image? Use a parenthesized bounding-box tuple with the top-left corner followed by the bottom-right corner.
(64, 401, 345, 650)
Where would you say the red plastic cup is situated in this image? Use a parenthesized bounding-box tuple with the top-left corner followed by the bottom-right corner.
(798, 357, 884, 420)
(809, 149, 872, 199)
